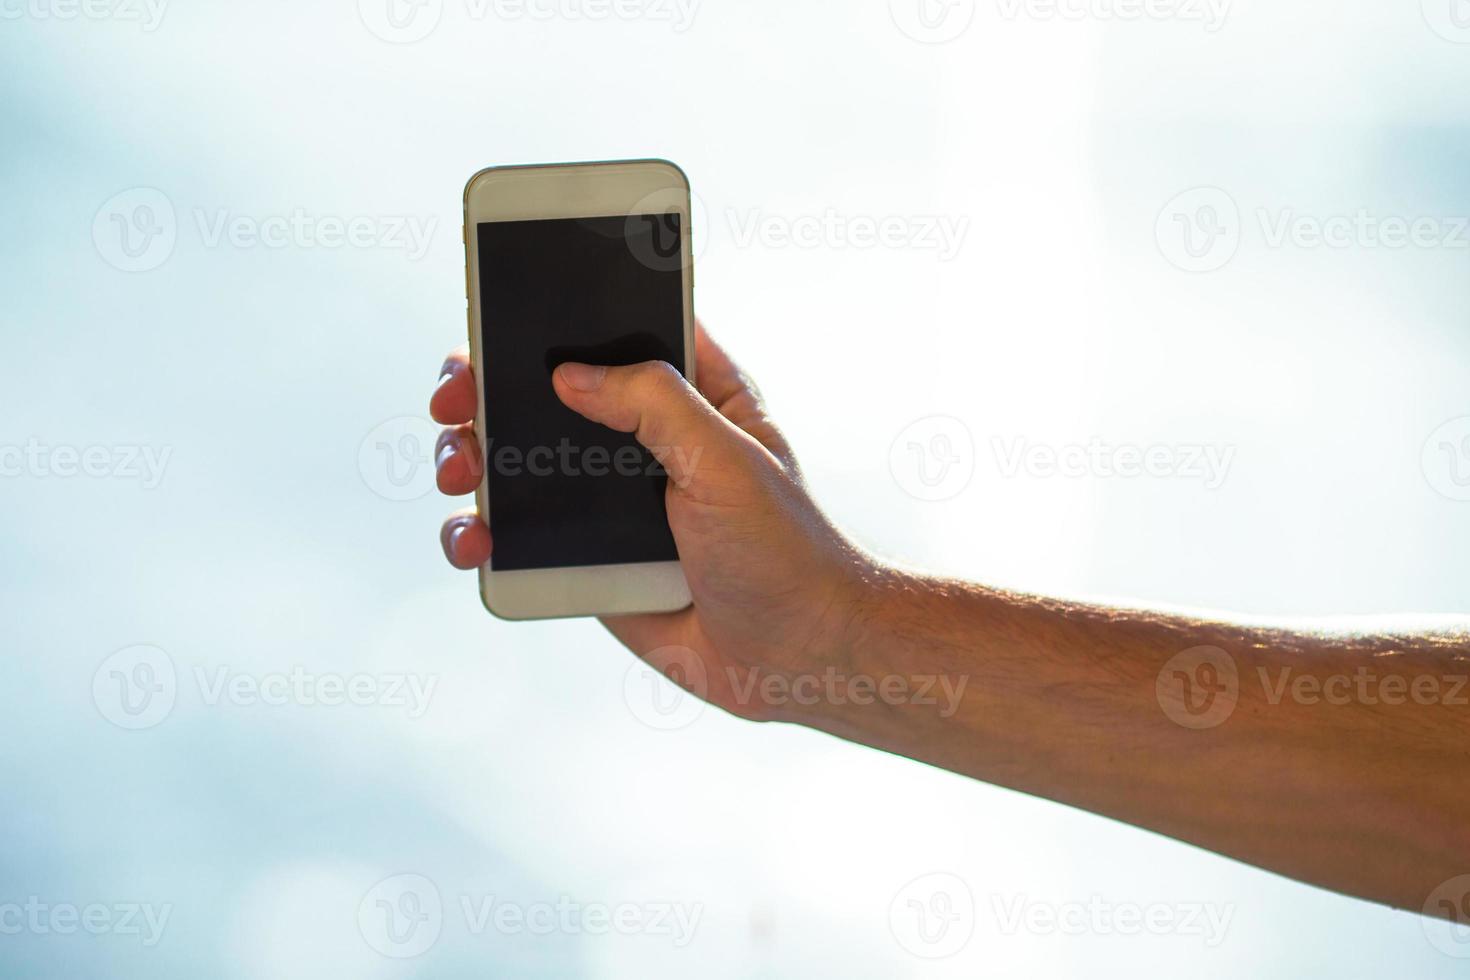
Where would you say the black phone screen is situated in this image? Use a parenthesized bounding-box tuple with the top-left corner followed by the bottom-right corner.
(475, 213, 685, 571)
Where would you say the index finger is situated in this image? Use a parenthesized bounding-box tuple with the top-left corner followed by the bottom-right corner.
(430, 345, 478, 425)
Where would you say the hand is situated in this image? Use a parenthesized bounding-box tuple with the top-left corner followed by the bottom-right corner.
(429, 322, 882, 721)
(430, 324, 1470, 918)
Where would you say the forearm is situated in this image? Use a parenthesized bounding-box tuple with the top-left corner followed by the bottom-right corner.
(806, 567, 1470, 915)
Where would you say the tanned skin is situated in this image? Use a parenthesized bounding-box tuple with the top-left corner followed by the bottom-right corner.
(430, 321, 1470, 921)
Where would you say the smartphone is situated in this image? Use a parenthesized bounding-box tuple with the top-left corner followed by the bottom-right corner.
(462, 159, 696, 620)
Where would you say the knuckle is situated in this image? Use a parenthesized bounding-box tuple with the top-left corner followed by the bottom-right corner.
(631, 359, 686, 397)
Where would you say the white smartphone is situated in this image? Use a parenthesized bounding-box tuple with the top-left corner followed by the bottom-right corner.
(462, 159, 696, 620)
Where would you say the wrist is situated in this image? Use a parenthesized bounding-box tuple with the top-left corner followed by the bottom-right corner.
(783, 556, 946, 732)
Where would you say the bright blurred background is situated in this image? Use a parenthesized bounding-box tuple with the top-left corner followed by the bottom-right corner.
(3, 0, 1469, 975)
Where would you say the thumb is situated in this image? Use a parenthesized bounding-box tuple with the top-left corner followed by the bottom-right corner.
(551, 359, 754, 491)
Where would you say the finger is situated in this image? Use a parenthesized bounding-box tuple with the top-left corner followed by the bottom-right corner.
(692, 320, 751, 410)
(440, 509, 492, 569)
(430, 345, 478, 425)
(551, 359, 768, 492)
(693, 322, 799, 472)
(435, 423, 483, 496)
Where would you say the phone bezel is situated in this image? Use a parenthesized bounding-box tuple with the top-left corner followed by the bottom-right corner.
(462, 159, 695, 620)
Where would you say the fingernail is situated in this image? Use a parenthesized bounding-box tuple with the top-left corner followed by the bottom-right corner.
(436, 442, 457, 470)
(558, 362, 606, 392)
(449, 523, 467, 559)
